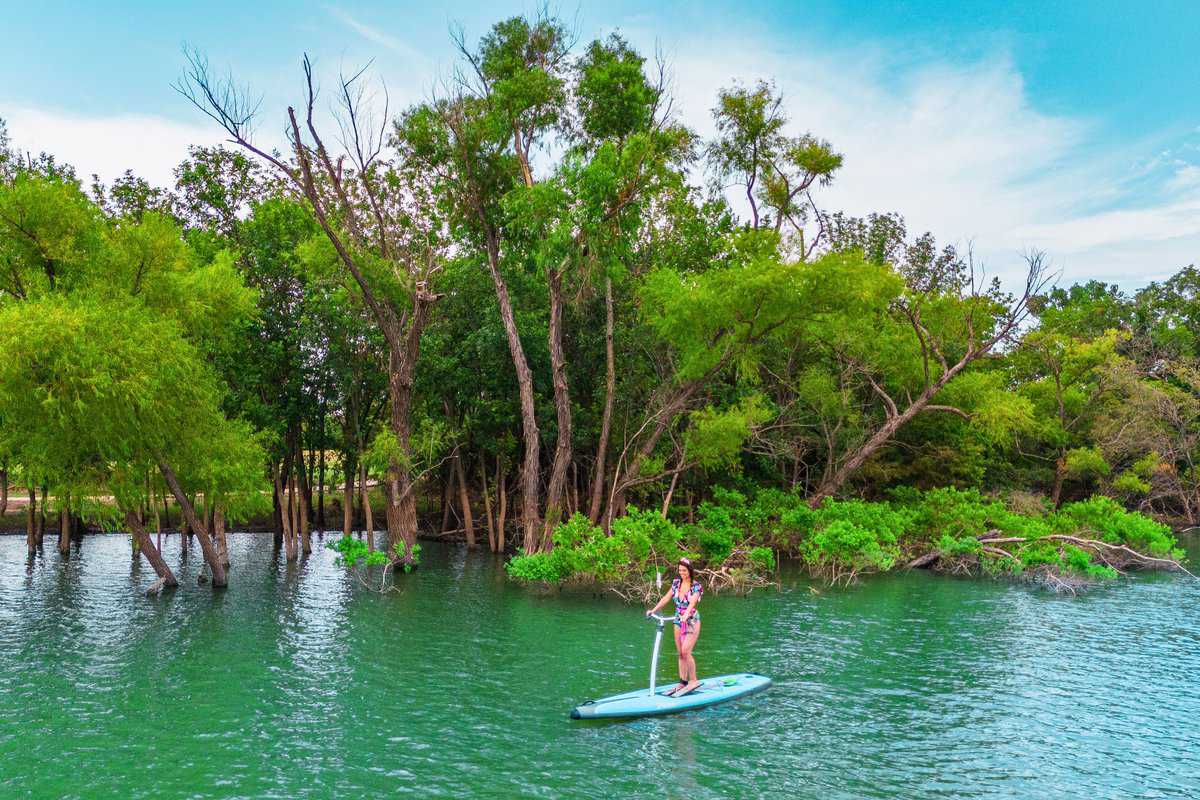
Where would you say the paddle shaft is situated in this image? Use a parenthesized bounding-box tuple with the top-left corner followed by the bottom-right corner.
(648, 616, 667, 696)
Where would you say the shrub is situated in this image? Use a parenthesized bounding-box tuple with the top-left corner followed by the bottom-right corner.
(1053, 496, 1180, 558)
(802, 518, 899, 580)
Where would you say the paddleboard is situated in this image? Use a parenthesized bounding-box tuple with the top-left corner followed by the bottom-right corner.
(570, 672, 771, 720)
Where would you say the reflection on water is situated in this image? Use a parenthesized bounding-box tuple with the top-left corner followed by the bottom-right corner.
(1, 532, 1199, 799)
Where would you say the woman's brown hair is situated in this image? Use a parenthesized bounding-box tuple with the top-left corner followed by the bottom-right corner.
(678, 557, 696, 582)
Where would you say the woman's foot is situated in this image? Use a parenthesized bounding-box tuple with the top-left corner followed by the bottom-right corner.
(663, 681, 687, 696)
(675, 680, 702, 697)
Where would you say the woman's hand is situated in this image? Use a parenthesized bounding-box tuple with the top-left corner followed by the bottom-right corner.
(645, 609, 653, 617)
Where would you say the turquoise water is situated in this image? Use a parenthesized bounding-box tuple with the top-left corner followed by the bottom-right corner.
(1, 532, 1198, 798)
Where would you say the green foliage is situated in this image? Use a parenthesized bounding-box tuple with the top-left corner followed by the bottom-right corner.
(1053, 496, 1179, 558)
(1065, 447, 1110, 479)
(802, 519, 898, 577)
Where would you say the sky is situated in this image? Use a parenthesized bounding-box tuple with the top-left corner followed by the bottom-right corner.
(3, 0, 1199, 290)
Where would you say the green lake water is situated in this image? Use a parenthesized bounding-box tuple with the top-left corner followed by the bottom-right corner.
(2, 531, 1199, 799)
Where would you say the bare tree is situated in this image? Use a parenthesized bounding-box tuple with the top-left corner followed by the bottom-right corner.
(177, 51, 443, 570)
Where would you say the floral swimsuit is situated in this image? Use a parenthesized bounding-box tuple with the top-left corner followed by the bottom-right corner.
(671, 577, 703, 635)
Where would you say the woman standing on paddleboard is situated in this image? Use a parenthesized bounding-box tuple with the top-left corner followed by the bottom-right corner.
(646, 557, 703, 696)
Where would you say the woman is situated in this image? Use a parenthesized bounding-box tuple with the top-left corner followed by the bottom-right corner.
(646, 557, 704, 697)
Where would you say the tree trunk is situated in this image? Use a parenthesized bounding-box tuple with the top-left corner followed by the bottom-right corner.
(483, 231, 541, 554)
(156, 457, 227, 586)
(542, 267, 572, 548)
(304, 437, 315, 523)
(480, 459, 496, 552)
(440, 467, 454, 533)
(274, 473, 291, 558)
(342, 460, 353, 539)
(36, 483, 46, 546)
(317, 415, 327, 530)
(808, 361, 970, 507)
(454, 450, 476, 549)
(180, 504, 190, 555)
(496, 461, 508, 554)
(285, 474, 298, 561)
(360, 459, 375, 552)
(588, 276, 616, 524)
(297, 443, 312, 556)
(125, 509, 178, 591)
(606, 379, 705, 528)
(0, 467, 7, 516)
(59, 507, 70, 556)
(1051, 455, 1066, 509)
(26, 485, 36, 554)
(379, 292, 435, 570)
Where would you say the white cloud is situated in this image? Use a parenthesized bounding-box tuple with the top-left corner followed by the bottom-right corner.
(7, 19, 1200, 290)
(628, 25, 1200, 288)
(4, 106, 223, 189)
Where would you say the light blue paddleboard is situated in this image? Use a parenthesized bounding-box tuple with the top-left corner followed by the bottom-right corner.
(570, 673, 771, 720)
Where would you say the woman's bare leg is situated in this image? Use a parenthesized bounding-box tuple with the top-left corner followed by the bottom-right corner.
(667, 626, 687, 695)
(680, 623, 701, 692)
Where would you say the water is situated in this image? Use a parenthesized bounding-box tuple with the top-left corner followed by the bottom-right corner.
(1, 532, 1198, 799)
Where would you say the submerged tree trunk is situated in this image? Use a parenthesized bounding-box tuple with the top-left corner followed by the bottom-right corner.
(542, 267, 572, 549)
(274, 472, 292, 560)
(286, 474, 299, 561)
(156, 457, 227, 587)
(454, 450, 475, 549)
(125, 509, 178, 591)
(297, 444, 312, 556)
(59, 507, 70, 556)
(36, 483, 46, 546)
(588, 278, 617, 524)
(26, 485, 36, 554)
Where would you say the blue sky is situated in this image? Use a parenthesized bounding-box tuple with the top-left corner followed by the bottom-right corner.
(3, 1, 1199, 288)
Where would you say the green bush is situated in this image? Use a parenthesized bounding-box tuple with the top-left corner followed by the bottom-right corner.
(802, 519, 898, 577)
(1053, 496, 1180, 558)
(747, 546, 776, 571)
